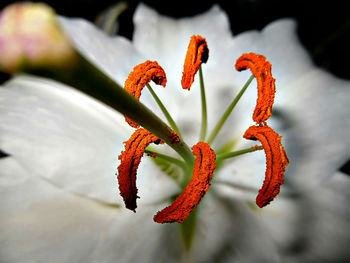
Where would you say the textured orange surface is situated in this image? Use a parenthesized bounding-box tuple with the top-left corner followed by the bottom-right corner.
(236, 53, 276, 124)
(154, 142, 216, 223)
(243, 125, 289, 207)
(124, 60, 167, 128)
(169, 130, 181, 144)
(181, 35, 209, 90)
(117, 128, 163, 211)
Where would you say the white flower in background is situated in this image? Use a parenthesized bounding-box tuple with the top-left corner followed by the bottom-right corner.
(1, 2, 350, 263)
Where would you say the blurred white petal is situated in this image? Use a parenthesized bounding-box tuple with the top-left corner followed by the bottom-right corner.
(0, 75, 178, 205)
(280, 69, 350, 185)
(0, 157, 117, 262)
(58, 16, 144, 86)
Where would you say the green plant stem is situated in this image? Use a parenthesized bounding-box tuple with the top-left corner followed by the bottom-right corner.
(199, 66, 207, 142)
(180, 206, 197, 251)
(146, 84, 182, 138)
(207, 74, 255, 145)
(216, 145, 263, 162)
(145, 149, 186, 169)
(28, 52, 194, 165)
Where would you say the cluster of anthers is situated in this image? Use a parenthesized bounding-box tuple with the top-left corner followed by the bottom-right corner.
(117, 35, 289, 223)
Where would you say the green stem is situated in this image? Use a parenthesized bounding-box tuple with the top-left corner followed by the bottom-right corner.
(146, 84, 182, 138)
(180, 206, 197, 251)
(216, 138, 238, 154)
(214, 180, 260, 194)
(145, 149, 186, 169)
(28, 52, 195, 165)
(216, 145, 263, 162)
(207, 74, 255, 145)
(199, 66, 207, 142)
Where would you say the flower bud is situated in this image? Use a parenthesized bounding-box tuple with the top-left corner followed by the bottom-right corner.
(0, 2, 76, 73)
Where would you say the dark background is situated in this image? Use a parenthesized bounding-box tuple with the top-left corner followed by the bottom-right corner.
(1, 0, 350, 79)
(1, 0, 350, 172)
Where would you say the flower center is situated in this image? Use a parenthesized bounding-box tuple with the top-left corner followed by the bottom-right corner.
(116, 35, 289, 224)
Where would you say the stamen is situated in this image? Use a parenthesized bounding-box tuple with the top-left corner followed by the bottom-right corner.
(216, 145, 263, 162)
(154, 142, 216, 223)
(235, 53, 276, 124)
(124, 60, 167, 128)
(207, 74, 255, 145)
(146, 84, 182, 138)
(144, 148, 186, 169)
(243, 125, 289, 207)
(117, 128, 164, 212)
(181, 35, 209, 90)
(199, 66, 208, 141)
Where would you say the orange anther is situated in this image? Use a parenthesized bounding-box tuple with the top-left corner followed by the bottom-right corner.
(170, 130, 181, 144)
(154, 142, 216, 223)
(117, 128, 164, 212)
(181, 35, 209, 90)
(236, 53, 276, 124)
(243, 125, 289, 207)
(124, 60, 167, 128)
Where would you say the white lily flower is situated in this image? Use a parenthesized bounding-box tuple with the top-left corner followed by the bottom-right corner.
(1, 3, 350, 262)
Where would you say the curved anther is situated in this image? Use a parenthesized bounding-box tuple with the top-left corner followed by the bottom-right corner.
(236, 53, 276, 124)
(181, 35, 209, 90)
(154, 142, 216, 223)
(117, 128, 163, 211)
(243, 125, 289, 207)
(124, 60, 167, 128)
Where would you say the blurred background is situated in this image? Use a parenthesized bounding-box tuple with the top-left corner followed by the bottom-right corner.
(1, 0, 349, 172)
(1, 0, 350, 79)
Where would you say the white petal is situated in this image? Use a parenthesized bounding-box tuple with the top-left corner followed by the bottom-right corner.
(58, 16, 145, 86)
(256, 197, 301, 253)
(0, 75, 178, 205)
(214, 147, 267, 201)
(194, 192, 281, 262)
(301, 171, 350, 261)
(278, 69, 350, 186)
(215, 170, 350, 261)
(87, 192, 279, 262)
(133, 3, 232, 67)
(269, 171, 350, 262)
(0, 157, 117, 262)
(86, 204, 167, 262)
